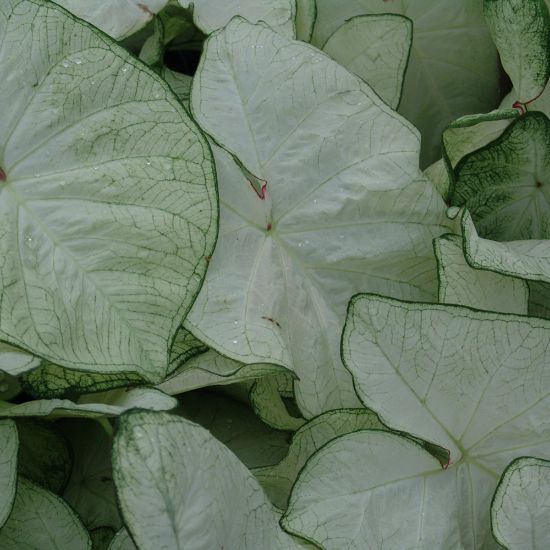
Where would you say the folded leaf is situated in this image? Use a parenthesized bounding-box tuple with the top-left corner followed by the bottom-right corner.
(491, 456, 550, 549)
(0, 420, 17, 529)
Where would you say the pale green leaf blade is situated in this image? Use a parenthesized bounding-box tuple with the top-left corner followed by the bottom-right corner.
(491, 457, 550, 549)
(323, 14, 411, 109)
(0, 419, 17, 529)
(435, 233, 528, 313)
(180, 391, 291, 468)
(113, 410, 303, 549)
(108, 529, 136, 550)
(312, 0, 500, 167)
(178, 0, 296, 37)
(157, 349, 287, 394)
(0, 387, 176, 419)
(0, 477, 91, 549)
(187, 18, 449, 416)
(0, 343, 40, 377)
(282, 430, 501, 549)
(424, 158, 451, 201)
(253, 409, 383, 509)
(282, 431, 447, 549)
(167, 326, 208, 375)
(296, 0, 316, 42)
(451, 112, 550, 240)
(62, 420, 121, 531)
(160, 68, 192, 109)
(53, 0, 168, 40)
(342, 294, 550, 463)
(0, 0, 217, 383)
(16, 419, 71, 494)
(484, 0, 550, 102)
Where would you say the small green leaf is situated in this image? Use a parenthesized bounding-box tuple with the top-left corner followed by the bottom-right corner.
(484, 0, 550, 102)
(491, 456, 550, 549)
(452, 112, 550, 240)
(0, 477, 91, 549)
(108, 529, 136, 550)
(323, 14, 412, 109)
(113, 410, 303, 549)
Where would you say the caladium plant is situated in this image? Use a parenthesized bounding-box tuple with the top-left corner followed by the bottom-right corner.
(0, 0, 550, 548)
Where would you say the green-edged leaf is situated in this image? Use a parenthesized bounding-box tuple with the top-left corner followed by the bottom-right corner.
(0, 476, 91, 549)
(0, 387, 176, 419)
(282, 431, 455, 549)
(443, 110, 520, 176)
(451, 112, 550, 240)
(167, 327, 208, 374)
(491, 456, 550, 549)
(0, 419, 17, 529)
(179, 391, 291, 468)
(461, 208, 550, 318)
(254, 409, 383, 509)
(187, 18, 448, 417)
(337, 293, 550, 546)
(484, 0, 550, 103)
(62, 420, 121, 531)
(178, 0, 296, 37)
(296, 0, 316, 42)
(312, 0, 500, 167)
(434, 233, 528, 313)
(53, 0, 168, 40)
(113, 410, 303, 549)
(157, 349, 286, 394)
(322, 14, 411, 109)
(108, 529, 136, 550)
(250, 374, 305, 431)
(20, 363, 144, 399)
(0, 0, 217, 383)
(0, 343, 40, 377)
(16, 419, 71, 494)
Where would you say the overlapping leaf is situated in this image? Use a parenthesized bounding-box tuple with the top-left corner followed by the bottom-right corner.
(186, 17, 449, 417)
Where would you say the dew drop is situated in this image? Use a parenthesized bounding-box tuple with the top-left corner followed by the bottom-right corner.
(24, 233, 32, 244)
(61, 61, 70, 68)
(122, 66, 128, 73)
(231, 339, 238, 345)
(74, 59, 82, 65)
(146, 161, 151, 166)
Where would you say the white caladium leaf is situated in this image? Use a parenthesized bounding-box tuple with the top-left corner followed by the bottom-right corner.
(451, 112, 550, 240)
(0, 343, 40, 377)
(62, 420, 121, 530)
(491, 457, 550, 549)
(312, 0, 500, 167)
(113, 410, 304, 549)
(253, 409, 383, 509)
(424, 159, 451, 200)
(187, 18, 449, 417)
(16, 419, 72, 494)
(0, 387, 176, 419)
(335, 293, 550, 547)
(296, 0, 316, 41)
(160, 69, 193, 108)
(0, 420, 17, 529)
(0, 477, 91, 549)
(0, 0, 217, 383)
(434, 233, 528, 313)
(157, 349, 288, 395)
(484, 0, 550, 103)
(178, 0, 296, 37)
(54, 0, 168, 40)
(322, 14, 411, 109)
(109, 529, 137, 550)
(180, 391, 291, 468)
